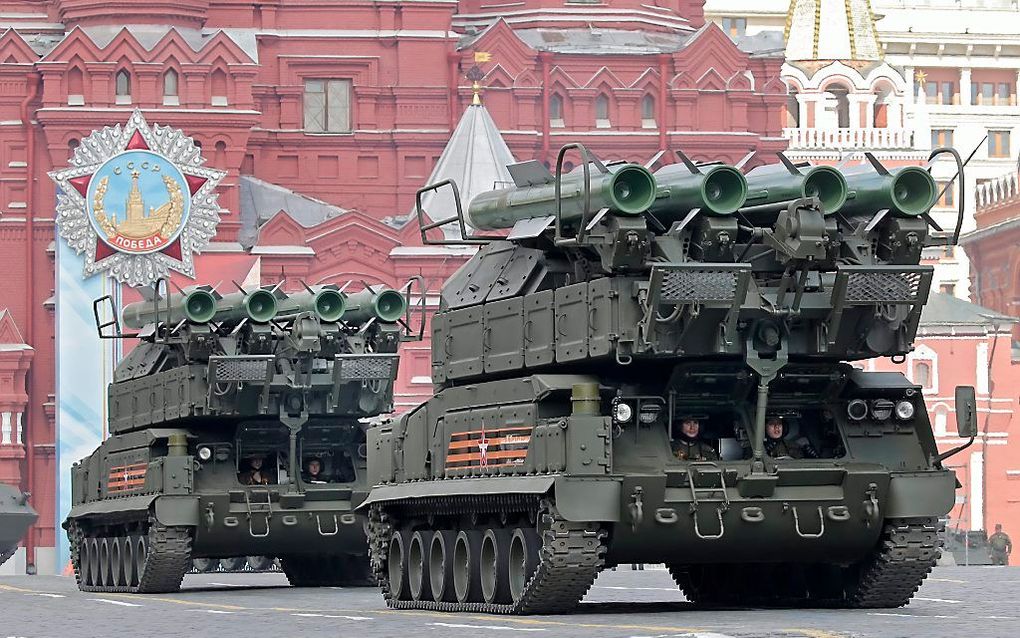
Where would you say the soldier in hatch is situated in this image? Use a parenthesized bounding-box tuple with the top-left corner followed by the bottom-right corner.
(238, 455, 271, 485)
(672, 415, 719, 461)
(303, 457, 329, 484)
(763, 415, 818, 459)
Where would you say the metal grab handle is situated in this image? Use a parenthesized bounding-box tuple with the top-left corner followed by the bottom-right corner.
(827, 505, 851, 522)
(244, 488, 273, 538)
(692, 507, 726, 540)
(556, 314, 568, 336)
(482, 327, 492, 352)
(654, 508, 678, 525)
(316, 514, 340, 536)
(741, 507, 765, 523)
(789, 505, 825, 539)
(523, 320, 533, 344)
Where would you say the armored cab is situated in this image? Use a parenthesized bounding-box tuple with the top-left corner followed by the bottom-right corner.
(64, 279, 421, 593)
(1, 483, 37, 568)
(362, 146, 978, 613)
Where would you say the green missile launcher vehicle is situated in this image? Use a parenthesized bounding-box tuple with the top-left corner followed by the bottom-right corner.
(64, 278, 421, 593)
(363, 145, 976, 613)
(1, 483, 37, 568)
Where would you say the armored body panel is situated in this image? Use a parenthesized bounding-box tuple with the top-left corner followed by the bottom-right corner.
(1, 483, 37, 568)
(65, 280, 417, 593)
(363, 147, 976, 614)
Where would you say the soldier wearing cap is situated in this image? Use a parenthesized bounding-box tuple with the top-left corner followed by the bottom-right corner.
(672, 415, 719, 461)
(238, 454, 271, 485)
(762, 415, 817, 459)
(989, 523, 1012, 566)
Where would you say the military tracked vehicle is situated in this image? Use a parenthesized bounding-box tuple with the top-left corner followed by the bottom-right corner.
(362, 145, 979, 613)
(65, 278, 422, 593)
(1, 483, 37, 568)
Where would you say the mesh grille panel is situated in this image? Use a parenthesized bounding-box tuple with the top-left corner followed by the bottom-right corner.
(336, 355, 398, 381)
(659, 269, 739, 304)
(213, 357, 272, 382)
(846, 271, 923, 303)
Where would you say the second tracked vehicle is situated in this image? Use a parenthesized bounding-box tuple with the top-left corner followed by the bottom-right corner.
(65, 279, 421, 593)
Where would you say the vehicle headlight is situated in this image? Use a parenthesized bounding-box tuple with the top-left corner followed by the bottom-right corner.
(197, 446, 213, 462)
(895, 400, 915, 420)
(871, 399, 894, 421)
(847, 399, 868, 421)
(613, 402, 634, 424)
(639, 405, 661, 424)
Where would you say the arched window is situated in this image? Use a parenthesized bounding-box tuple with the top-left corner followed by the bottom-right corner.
(822, 82, 850, 128)
(214, 140, 227, 167)
(115, 70, 131, 103)
(67, 67, 84, 105)
(211, 69, 228, 106)
(595, 93, 610, 127)
(913, 361, 932, 389)
(873, 85, 893, 128)
(641, 94, 656, 127)
(163, 69, 179, 101)
(549, 93, 564, 127)
(67, 139, 79, 159)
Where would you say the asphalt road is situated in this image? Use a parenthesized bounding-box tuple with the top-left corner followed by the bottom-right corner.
(1, 566, 1017, 638)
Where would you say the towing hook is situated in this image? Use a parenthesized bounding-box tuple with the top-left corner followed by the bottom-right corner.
(628, 486, 644, 531)
(862, 483, 880, 527)
(204, 502, 215, 531)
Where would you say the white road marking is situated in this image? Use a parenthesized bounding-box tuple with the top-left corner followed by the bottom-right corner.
(868, 612, 957, 619)
(987, 616, 1017, 620)
(914, 596, 962, 604)
(291, 613, 371, 620)
(595, 586, 681, 592)
(208, 582, 246, 587)
(27, 593, 65, 598)
(90, 598, 142, 607)
(194, 610, 234, 614)
(429, 622, 545, 632)
(928, 577, 967, 584)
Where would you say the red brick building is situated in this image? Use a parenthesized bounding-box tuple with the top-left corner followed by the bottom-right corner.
(0, 1, 787, 573)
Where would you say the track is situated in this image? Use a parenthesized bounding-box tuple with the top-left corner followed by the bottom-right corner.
(369, 497, 606, 614)
(667, 517, 942, 608)
(68, 517, 192, 593)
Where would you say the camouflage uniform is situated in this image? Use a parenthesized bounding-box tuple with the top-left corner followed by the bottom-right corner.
(672, 438, 719, 461)
(989, 530, 1012, 566)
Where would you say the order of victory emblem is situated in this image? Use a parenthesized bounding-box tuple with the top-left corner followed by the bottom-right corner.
(50, 110, 226, 286)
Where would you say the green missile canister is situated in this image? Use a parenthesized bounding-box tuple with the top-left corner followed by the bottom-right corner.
(343, 287, 407, 324)
(121, 287, 218, 329)
(209, 288, 279, 324)
(648, 152, 747, 218)
(840, 154, 937, 217)
(278, 287, 347, 323)
(466, 162, 657, 231)
(742, 155, 848, 215)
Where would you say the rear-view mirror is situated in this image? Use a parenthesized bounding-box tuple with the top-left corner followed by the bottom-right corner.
(955, 385, 978, 438)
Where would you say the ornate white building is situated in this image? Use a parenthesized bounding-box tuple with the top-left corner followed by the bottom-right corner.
(704, 0, 1020, 299)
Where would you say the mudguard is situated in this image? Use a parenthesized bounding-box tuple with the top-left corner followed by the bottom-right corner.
(885, 470, 956, 518)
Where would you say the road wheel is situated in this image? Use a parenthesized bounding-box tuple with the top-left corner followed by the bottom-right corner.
(480, 528, 512, 604)
(453, 529, 483, 604)
(428, 530, 456, 602)
(408, 531, 431, 602)
(79, 538, 93, 587)
(133, 536, 148, 583)
(192, 558, 218, 573)
(246, 556, 274, 571)
(89, 538, 101, 587)
(221, 557, 247, 571)
(387, 531, 410, 600)
(111, 537, 125, 587)
(122, 538, 136, 588)
(98, 538, 112, 587)
(508, 527, 541, 603)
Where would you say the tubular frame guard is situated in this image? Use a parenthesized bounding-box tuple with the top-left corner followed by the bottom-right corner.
(414, 179, 499, 246)
(554, 143, 607, 245)
(400, 275, 428, 342)
(826, 265, 934, 348)
(926, 146, 967, 245)
(642, 262, 752, 350)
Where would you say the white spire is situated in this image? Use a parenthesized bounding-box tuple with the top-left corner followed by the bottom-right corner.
(413, 102, 516, 237)
(786, 0, 881, 61)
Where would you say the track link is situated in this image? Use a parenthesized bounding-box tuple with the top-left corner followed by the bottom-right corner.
(847, 517, 942, 608)
(68, 516, 192, 594)
(369, 496, 606, 614)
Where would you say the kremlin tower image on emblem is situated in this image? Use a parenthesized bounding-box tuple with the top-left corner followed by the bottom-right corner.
(92, 168, 185, 243)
